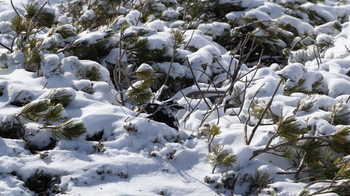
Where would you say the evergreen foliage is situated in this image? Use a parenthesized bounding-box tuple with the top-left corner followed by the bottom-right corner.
(55, 25, 77, 39)
(24, 37, 44, 72)
(208, 143, 237, 174)
(78, 65, 102, 81)
(24, 1, 55, 28)
(328, 102, 350, 125)
(126, 63, 154, 104)
(51, 119, 87, 140)
(17, 99, 51, 122)
(247, 169, 274, 195)
(68, 30, 115, 60)
(47, 89, 74, 107)
(276, 116, 307, 141)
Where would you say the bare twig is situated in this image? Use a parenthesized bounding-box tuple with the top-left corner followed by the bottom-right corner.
(56, 40, 76, 53)
(247, 77, 283, 145)
(313, 43, 321, 71)
(244, 83, 265, 145)
(0, 42, 12, 52)
(113, 42, 130, 106)
(290, 36, 308, 51)
(31, 1, 48, 23)
(184, 29, 195, 50)
(250, 134, 333, 160)
(296, 170, 327, 183)
(228, 33, 251, 94)
(186, 57, 211, 108)
(179, 90, 194, 110)
(157, 30, 183, 100)
(10, 0, 20, 17)
(345, 45, 350, 53)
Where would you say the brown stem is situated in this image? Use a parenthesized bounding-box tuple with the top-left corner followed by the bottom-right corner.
(250, 135, 333, 160)
(245, 83, 266, 145)
(247, 77, 283, 145)
(31, 1, 48, 23)
(0, 42, 12, 52)
(212, 163, 218, 174)
(10, 0, 20, 17)
(244, 82, 264, 145)
(186, 57, 211, 108)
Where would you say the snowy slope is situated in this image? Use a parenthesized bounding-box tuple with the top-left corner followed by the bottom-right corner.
(1, 0, 350, 195)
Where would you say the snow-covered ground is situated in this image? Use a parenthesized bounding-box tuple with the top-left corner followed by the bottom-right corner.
(1, 0, 350, 195)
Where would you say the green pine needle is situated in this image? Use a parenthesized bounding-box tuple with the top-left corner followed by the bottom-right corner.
(208, 144, 237, 173)
(251, 99, 272, 120)
(24, 1, 39, 18)
(248, 169, 274, 194)
(45, 103, 65, 122)
(330, 127, 350, 154)
(284, 78, 306, 96)
(276, 115, 307, 141)
(79, 65, 101, 81)
(47, 89, 74, 107)
(136, 68, 155, 81)
(205, 124, 222, 136)
(55, 26, 77, 39)
(332, 21, 342, 32)
(126, 87, 152, 105)
(298, 189, 310, 196)
(52, 119, 87, 140)
(20, 99, 51, 122)
(329, 102, 350, 125)
(10, 15, 29, 35)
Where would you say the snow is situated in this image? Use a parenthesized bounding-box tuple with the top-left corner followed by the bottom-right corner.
(162, 10, 180, 21)
(0, 0, 350, 195)
(301, 3, 336, 23)
(80, 10, 95, 21)
(125, 10, 142, 26)
(275, 15, 314, 36)
(197, 22, 230, 39)
(145, 19, 165, 31)
(153, 62, 187, 79)
(315, 21, 341, 36)
(136, 63, 153, 72)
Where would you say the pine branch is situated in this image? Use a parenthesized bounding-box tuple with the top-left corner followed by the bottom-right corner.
(250, 134, 334, 160)
(51, 119, 86, 140)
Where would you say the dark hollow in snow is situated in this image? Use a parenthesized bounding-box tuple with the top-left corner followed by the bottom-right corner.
(144, 101, 184, 131)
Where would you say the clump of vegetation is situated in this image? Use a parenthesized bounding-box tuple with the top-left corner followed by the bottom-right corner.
(93, 140, 106, 153)
(247, 169, 274, 195)
(0, 120, 23, 139)
(47, 88, 74, 107)
(9, 89, 34, 107)
(204, 175, 215, 184)
(13, 98, 86, 141)
(24, 170, 63, 195)
(197, 124, 222, 153)
(250, 114, 350, 195)
(250, 99, 276, 121)
(24, 1, 55, 28)
(328, 101, 350, 125)
(208, 144, 237, 174)
(126, 63, 155, 105)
